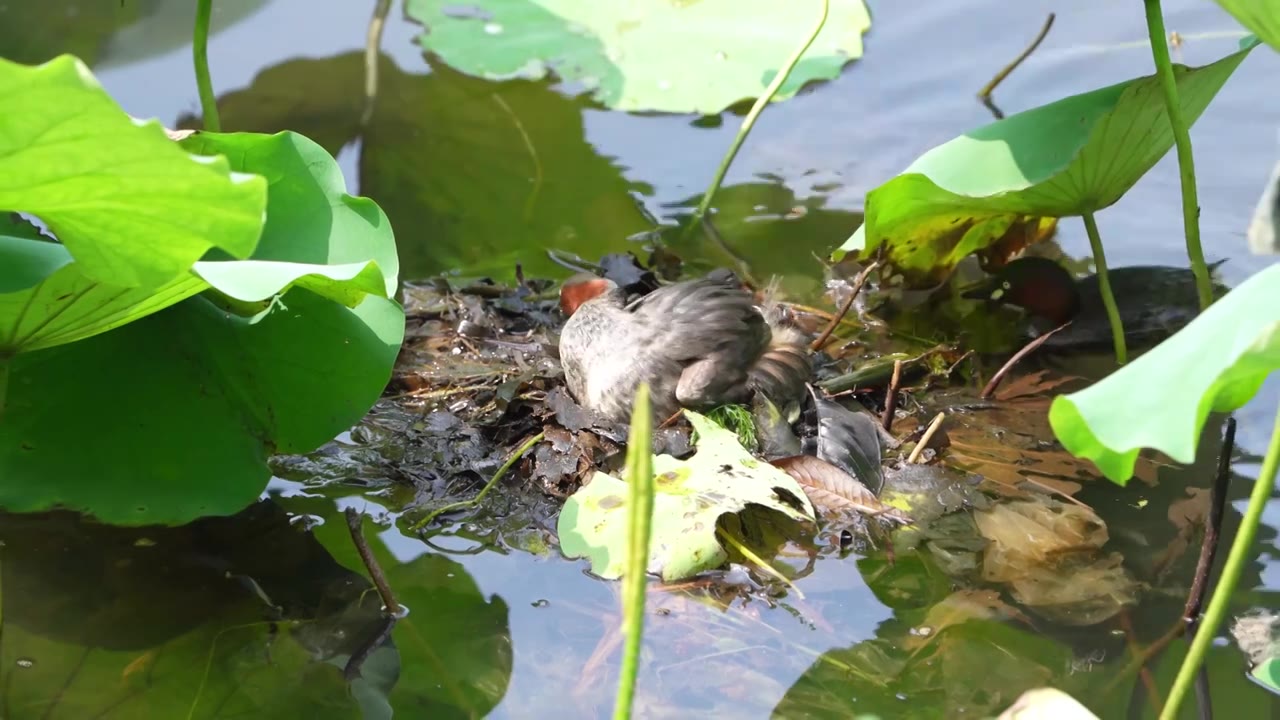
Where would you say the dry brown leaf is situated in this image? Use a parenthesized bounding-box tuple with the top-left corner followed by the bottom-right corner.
(991, 370, 1080, 402)
(771, 455, 912, 524)
(939, 371, 1161, 498)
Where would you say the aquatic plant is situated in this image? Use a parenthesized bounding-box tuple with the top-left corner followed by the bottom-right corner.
(0, 17, 403, 524)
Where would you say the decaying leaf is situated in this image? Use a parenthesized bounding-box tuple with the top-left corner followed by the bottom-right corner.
(557, 411, 816, 582)
(975, 499, 1141, 625)
(772, 455, 911, 524)
(937, 371, 1162, 499)
(902, 589, 1032, 652)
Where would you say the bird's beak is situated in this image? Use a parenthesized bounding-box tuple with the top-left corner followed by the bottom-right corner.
(959, 277, 1001, 301)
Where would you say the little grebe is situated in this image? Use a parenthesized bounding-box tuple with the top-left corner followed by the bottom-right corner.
(963, 255, 1226, 349)
(557, 269, 811, 422)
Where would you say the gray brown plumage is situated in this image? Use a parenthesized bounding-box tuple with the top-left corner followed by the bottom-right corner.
(557, 269, 811, 423)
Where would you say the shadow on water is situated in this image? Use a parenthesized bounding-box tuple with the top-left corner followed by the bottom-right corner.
(0, 498, 513, 719)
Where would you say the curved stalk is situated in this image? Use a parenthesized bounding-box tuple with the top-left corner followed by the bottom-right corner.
(410, 432, 544, 530)
(1143, 0, 1211, 310)
(683, 0, 829, 239)
(614, 385, 654, 720)
(1081, 212, 1127, 364)
(1162, 403, 1280, 719)
(193, 0, 220, 132)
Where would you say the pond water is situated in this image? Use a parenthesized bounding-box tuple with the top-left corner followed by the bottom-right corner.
(3, 0, 1280, 718)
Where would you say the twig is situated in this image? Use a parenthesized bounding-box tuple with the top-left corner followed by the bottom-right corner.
(411, 432, 544, 530)
(979, 321, 1072, 399)
(907, 412, 945, 464)
(810, 261, 881, 352)
(192, 0, 220, 132)
(880, 359, 903, 432)
(344, 508, 400, 615)
(1184, 417, 1235, 625)
(977, 13, 1056, 101)
(361, 0, 393, 126)
(683, 0, 830, 237)
(1162, 405, 1280, 720)
(343, 615, 397, 681)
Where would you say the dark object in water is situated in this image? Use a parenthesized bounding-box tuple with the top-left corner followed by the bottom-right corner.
(962, 255, 1227, 350)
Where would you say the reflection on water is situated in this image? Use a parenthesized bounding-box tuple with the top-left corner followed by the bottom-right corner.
(5, 0, 1280, 717)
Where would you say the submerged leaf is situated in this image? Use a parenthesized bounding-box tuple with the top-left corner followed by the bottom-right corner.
(405, 0, 872, 114)
(938, 372, 1160, 496)
(836, 44, 1254, 285)
(772, 454, 910, 524)
(1049, 264, 1280, 483)
(558, 410, 816, 581)
(975, 499, 1140, 626)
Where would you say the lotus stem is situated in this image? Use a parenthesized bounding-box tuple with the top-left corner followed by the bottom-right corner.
(683, 0, 829, 239)
(1081, 211, 1127, 364)
(614, 384, 655, 720)
(363, 0, 393, 126)
(193, 0, 220, 132)
(1162, 404, 1280, 719)
(1143, 0, 1211, 311)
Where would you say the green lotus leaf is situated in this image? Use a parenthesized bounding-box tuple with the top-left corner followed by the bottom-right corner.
(835, 44, 1254, 285)
(0, 54, 267, 289)
(405, 0, 871, 114)
(1049, 263, 1280, 483)
(0, 289, 404, 525)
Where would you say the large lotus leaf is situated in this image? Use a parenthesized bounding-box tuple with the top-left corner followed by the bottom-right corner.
(1048, 263, 1280, 484)
(0, 55, 267, 289)
(181, 131, 400, 298)
(405, 0, 871, 114)
(201, 53, 650, 280)
(0, 289, 404, 525)
(0, 233, 206, 353)
(1214, 0, 1280, 52)
(0, 131, 398, 353)
(835, 44, 1254, 285)
(558, 410, 816, 582)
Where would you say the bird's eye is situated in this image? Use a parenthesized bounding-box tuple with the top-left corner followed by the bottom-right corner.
(1002, 281, 1012, 290)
